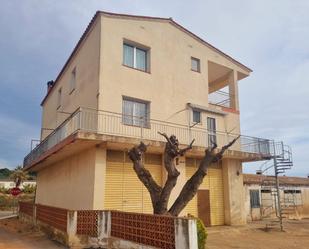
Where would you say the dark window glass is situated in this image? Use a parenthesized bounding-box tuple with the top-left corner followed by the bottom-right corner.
(136, 48, 147, 71)
(191, 57, 200, 72)
(193, 110, 201, 123)
(123, 44, 134, 67)
(207, 117, 216, 146)
(250, 190, 260, 208)
(122, 98, 149, 128)
(123, 43, 148, 72)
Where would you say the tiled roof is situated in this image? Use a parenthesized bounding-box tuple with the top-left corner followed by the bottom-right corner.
(41, 10, 252, 106)
(243, 174, 309, 187)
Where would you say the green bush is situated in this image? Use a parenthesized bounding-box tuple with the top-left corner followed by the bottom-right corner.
(22, 184, 36, 194)
(0, 186, 9, 194)
(0, 195, 15, 210)
(196, 217, 207, 249)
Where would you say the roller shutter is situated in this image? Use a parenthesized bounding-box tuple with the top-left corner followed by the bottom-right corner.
(184, 158, 198, 217)
(104, 150, 162, 214)
(208, 164, 225, 225)
(184, 158, 224, 225)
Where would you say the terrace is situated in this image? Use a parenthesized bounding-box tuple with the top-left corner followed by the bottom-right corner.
(23, 107, 276, 169)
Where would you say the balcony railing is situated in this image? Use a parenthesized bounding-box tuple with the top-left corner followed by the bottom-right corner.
(208, 90, 232, 108)
(24, 107, 274, 167)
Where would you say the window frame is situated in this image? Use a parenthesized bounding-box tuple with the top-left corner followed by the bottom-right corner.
(57, 88, 62, 110)
(69, 67, 76, 94)
(207, 117, 217, 146)
(123, 40, 150, 73)
(192, 110, 201, 124)
(250, 189, 261, 208)
(191, 57, 201, 73)
(122, 96, 150, 128)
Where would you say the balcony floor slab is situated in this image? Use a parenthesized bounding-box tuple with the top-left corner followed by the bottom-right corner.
(25, 131, 270, 172)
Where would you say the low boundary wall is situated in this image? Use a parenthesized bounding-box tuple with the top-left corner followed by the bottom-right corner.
(18, 202, 197, 249)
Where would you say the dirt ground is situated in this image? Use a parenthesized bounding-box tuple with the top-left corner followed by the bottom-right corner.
(0, 216, 65, 249)
(207, 219, 309, 249)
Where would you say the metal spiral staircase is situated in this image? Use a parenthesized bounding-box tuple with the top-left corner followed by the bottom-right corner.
(259, 142, 293, 231)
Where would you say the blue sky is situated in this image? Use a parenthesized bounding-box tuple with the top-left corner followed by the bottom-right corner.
(0, 0, 308, 176)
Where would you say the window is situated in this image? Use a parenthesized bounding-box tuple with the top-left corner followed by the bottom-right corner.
(250, 190, 260, 208)
(123, 43, 149, 72)
(284, 189, 301, 194)
(57, 88, 62, 109)
(207, 117, 216, 146)
(193, 110, 201, 123)
(191, 57, 200, 72)
(261, 189, 271, 193)
(284, 189, 302, 205)
(69, 67, 76, 93)
(122, 98, 149, 127)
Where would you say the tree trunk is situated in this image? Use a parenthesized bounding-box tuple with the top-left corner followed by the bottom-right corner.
(168, 136, 239, 216)
(128, 133, 239, 217)
(128, 142, 162, 212)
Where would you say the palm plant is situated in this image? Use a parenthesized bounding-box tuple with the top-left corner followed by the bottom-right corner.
(10, 166, 29, 187)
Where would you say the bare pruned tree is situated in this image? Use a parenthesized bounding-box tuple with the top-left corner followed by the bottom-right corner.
(128, 133, 239, 216)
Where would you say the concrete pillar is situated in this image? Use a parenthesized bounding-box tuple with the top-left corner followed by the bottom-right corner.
(222, 159, 246, 225)
(98, 210, 111, 239)
(228, 70, 239, 110)
(67, 210, 79, 247)
(93, 146, 107, 209)
(174, 218, 198, 249)
(33, 204, 37, 225)
(95, 211, 111, 248)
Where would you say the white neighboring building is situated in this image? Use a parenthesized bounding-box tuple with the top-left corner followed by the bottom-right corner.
(0, 179, 36, 189)
(243, 174, 309, 221)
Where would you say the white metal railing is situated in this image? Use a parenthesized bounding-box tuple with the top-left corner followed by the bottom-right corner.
(208, 90, 232, 108)
(24, 107, 273, 167)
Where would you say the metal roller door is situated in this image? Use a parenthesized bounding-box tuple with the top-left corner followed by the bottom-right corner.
(104, 150, 162, 213)
(184, 158, 225, 225)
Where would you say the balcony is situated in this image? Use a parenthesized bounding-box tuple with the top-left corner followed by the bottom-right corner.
(24, 107, 275, 168)
(208, 90, 232, 108)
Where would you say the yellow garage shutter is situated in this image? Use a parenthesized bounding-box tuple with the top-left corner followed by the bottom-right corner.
(184, 158, 224, 226)
(105, 151, 124, 210)
(123, 162, 144, 212)
(184, 158, 198, 217)
(208, 164, 225, 225)
(105, 150, 162, 214)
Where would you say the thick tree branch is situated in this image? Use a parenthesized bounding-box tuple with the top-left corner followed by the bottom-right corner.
(212, 135, 240, 162)
(128, 142, 162, 210)
(168, 136, 239, 216)
(179, 139, 195, 156)
(155, 132, 195, 214)
(158, 132, 173, 146)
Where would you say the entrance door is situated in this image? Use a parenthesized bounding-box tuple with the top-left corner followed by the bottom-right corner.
(197, 189, 211, 226)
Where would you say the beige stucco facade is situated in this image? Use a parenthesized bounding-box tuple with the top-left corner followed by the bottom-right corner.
(41, 17, 101, 140)
(41, 13, 247, 139)
(25, 12, 262, 226)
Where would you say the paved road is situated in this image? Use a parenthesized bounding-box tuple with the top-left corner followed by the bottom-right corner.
(0, 211, 15, 219)
(0, 219, 66, 249)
